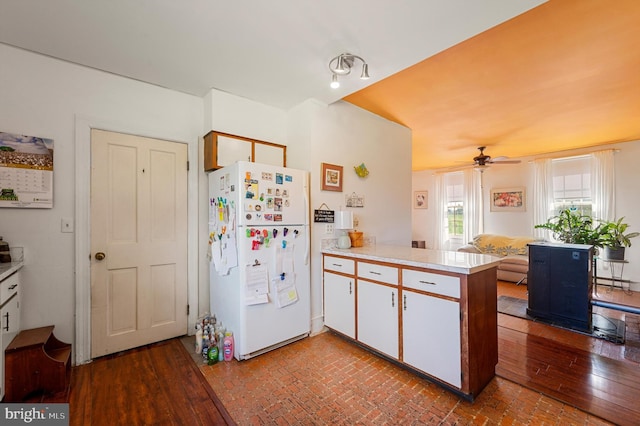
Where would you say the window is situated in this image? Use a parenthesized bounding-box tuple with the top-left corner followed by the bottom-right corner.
(444, 172, 464, 238)
(551, 156, 592, 216)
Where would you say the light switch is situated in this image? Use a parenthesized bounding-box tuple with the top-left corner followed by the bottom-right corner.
(61, 217, 74, 233)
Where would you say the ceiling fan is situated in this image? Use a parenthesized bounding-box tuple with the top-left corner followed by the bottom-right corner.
(472, 146, 521, 169)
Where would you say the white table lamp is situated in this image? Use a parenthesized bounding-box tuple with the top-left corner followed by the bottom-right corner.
(335, 211, 354, 249)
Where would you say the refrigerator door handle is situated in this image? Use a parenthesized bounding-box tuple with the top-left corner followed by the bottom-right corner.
(303, 173, 310, 265)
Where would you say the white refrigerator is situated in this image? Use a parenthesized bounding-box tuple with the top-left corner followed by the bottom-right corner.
(208, 161, 310, 360)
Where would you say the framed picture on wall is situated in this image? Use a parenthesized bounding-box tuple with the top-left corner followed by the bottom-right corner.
(321, 163, 343, 192)
(414, 191, 428, 209)
(490, 187, 525, 212)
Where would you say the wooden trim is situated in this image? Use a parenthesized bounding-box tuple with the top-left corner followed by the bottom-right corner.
(203, 130, 287, 171)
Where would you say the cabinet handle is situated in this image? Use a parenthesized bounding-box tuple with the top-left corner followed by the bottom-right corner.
(418, 280, 436, 285)
(391, 292, 395, 307)
(349, 281, 352, 295)
(369, 271, 381, 275)
(403, 294, 407, 311)
(3, 311, 8, 332)
(332, 263, 343, 267)
(8, 284, 17, 290)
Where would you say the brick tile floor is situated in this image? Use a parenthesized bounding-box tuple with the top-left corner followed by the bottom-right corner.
(197, 332, 613, 425)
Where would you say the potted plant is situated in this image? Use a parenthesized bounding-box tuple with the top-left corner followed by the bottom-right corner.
(598, 217, 639, 260)
(534, 209, 604, 246)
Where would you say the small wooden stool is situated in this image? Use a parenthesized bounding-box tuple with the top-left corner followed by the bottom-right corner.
(4, 325, 71, 401)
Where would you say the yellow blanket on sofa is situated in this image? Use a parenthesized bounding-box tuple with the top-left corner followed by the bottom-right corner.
(471, 234, 536, 257)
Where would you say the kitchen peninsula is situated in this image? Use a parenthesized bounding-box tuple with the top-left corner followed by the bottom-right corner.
(322, 245, 501, 400)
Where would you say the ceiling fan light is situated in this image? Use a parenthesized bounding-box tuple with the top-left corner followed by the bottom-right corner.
(330, 74, 340, 89)
(360, 63, 370, 80)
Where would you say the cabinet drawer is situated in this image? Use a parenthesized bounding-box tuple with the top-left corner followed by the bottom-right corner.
(324, 256, 355, 275)
(1, 272, 19, 305)
(358, 262, 398, 285)
(402, 269, 460, 298)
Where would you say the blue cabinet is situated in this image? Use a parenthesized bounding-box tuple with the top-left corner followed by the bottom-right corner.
(527, 242, 593, 332)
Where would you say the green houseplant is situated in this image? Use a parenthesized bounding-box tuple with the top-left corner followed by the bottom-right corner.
(598, 217, 639, 260)
(534, 209, 604, 246)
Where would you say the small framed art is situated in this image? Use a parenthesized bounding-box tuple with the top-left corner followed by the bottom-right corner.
(321, 163, 343, 192)
(414, 191, 428, 209)
(490, 187, 525, 212)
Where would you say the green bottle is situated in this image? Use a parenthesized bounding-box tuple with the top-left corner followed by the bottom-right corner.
(207, 346, 219, 365)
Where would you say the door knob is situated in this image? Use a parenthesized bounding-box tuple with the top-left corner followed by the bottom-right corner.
(95, 252, 106, 261)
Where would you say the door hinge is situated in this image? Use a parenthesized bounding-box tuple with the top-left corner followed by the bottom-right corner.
(187, 161, 190, 171)
(187, 304, 190, 315)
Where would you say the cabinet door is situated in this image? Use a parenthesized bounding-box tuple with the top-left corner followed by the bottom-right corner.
(402, 291, 461, 388)
(2, 294, 20, 343)
(254, 143, 285, 167)
(1, 271, 20, 348)
(323, 272, 355, 338)
(217, 135, 252, 167)
(357, 280, 398, 359)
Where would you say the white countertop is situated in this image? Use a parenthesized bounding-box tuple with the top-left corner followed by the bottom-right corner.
(322, 245, 501, 275)
(0, 262, 23, 281)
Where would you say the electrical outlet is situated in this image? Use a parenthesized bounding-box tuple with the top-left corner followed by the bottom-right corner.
(325, 223, 334, 235)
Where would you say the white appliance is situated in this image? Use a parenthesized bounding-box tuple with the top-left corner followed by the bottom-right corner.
(208, 161, 310, 360)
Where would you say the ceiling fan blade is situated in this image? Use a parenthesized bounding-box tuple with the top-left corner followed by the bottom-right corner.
(488, 159, 521, 164)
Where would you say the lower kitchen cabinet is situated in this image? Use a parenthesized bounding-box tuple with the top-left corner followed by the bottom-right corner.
(1, 265, 23, 401)
(357, 279, 398, 359)
(402, 290, 461, 388)
(322, 249, 498, 401)
(323, 271, 355, 338)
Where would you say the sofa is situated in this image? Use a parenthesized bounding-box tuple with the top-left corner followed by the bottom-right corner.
(457, 234, 538, 284)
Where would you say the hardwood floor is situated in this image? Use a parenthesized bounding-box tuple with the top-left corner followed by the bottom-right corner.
(21, 281, 640, 425)
(496, 281, 640, 426)
(68, 339, 233, 425)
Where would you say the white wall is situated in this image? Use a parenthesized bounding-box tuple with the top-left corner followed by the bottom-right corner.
(411, 171, 437, 248)
(412, 140, 640, 288)
(203, 95, 412, 335)
(0, 42, 413, 363)
(198, 90, 289, 319)
(0, 44, 203, 352)
(289, 100, 413, 333)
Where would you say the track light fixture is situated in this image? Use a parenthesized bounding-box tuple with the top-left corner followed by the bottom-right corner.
(328, 53, 370, 89)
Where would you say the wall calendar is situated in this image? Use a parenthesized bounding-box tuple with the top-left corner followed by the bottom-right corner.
(0, 131, 54, 208)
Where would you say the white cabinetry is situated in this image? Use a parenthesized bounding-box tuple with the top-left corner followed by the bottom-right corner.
(322, 249, 498, 401)
(204, 131, 287, 171)
(402, 290, 460, 387)
(1, 267, 22, 401)
(357, 280, 398, 359)
(217, 135, 253, 166)
(323, 271, 355, 338)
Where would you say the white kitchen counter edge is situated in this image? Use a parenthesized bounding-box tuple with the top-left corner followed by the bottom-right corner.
(0, 262, 24, 282)
(322, 245, 501, 275)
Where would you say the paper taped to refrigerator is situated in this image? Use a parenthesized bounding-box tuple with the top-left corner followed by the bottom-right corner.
(245, 263, 269, 305)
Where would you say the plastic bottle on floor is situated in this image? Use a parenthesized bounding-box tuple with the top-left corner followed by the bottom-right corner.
(223, 331, 234, 361)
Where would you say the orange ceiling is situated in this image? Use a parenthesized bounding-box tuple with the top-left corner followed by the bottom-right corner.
(344, 0, 640, 170)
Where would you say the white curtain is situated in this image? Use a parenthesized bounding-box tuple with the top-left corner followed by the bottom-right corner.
(463, 168, 483, 244)
(433, 172, 446, 249)
(532, 158, 553, 239)
(591, 150, 615, 223)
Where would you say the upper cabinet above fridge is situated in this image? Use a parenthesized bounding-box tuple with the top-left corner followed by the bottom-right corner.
(204, 131, 286, 171)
